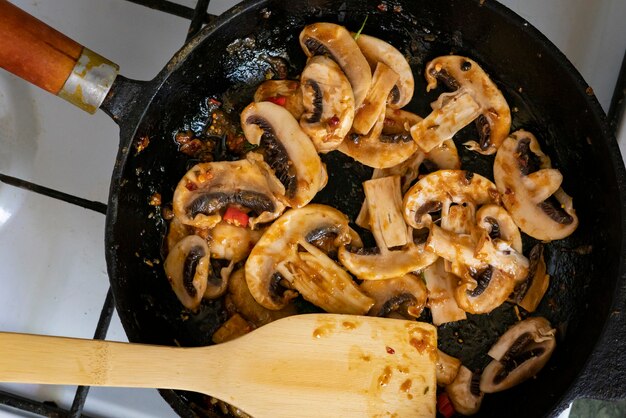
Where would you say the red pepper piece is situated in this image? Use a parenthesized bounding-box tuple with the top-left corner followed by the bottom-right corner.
(223, 206, 250, 228)
(437, 392, 455, 418)
(267, 96, 287, 106)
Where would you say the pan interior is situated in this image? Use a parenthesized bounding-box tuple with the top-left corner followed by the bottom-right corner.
(106, 0, 621, 417)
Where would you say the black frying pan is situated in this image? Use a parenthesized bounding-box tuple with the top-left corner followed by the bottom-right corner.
(1, 0, 625, 417)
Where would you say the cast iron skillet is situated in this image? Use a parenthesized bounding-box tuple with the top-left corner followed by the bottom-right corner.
(2, 0, 625, 417)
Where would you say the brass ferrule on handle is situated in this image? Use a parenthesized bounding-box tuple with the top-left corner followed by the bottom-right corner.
(0, 0, 119, 114)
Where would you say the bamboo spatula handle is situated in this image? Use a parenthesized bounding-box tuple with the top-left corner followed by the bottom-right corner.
(0, 332, 199, 391)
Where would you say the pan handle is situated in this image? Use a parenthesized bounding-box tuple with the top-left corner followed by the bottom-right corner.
(0, 0, 119, 114)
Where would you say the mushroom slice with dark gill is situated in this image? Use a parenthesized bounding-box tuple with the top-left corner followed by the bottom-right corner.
(299, 55, 355, 152)
(225, 268, 296, 328)
(423, 55, 512, 155)
(480, 317, 556, 393)
(245, 204, 373, 314)
(359, 273, 428, 318)
(164, 235, 210, 310)
(351, 61, 399, 135)
(339, 176, 438, 281)
(446, 366, 484, 415)
(475, 204, 522, 253)
(426, 221, 529, 314)
(403, 170, 500, 230)
(354, 32, 414, 108)
(410, 89, 482, 153)
(241, 101, 327, 208)
(299, 22, 372, 108)
(172, 153, 286, 230)
(511, 243, 550, 313)
(356, 137, 460, 228)
(494, 130, 578, 240)
(338, 107, 419, 169)
(254, 79, 304, 120)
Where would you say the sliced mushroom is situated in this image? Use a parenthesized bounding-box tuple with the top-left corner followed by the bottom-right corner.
(480, 317, 556, 393)
(278, 243, 374, 314)
(300, 22, 372, 107)
(511, 244, 550, 313)
(172, 153, 286, 229)
(339, 242, 437, 282)
(352, 62, 399, 135)
(446, 366, 484, 415)
(254, 79, 304, 120)
(410, 89, 482, 152)
(475, 204, 522, 253)
(300, 55, 355, 152)
(241, 102, 327, 208)
(203, 258, 232, 300)
(356, 137, 459, 228)
(436, 349, 462, 386)
(164, 235, 210, 310)
(427, 225, 529, 283)
(166, 216, 192, 253)
(403, 170, 500, 230)
(354, 33, 414, 108)
(338, 106, 419, 169)
(494, 130, 578, 240)
(424, 56, 512, 154)
(245, 204, 372, 313)
(426, 225, 528, 314)
(364, 176, 409, 248)
(339, 176, 438, 280)
(207, 221, 264, 262)
(360, 274, 428, 318)
(423, 259, 467, 325)
(226, 268, 296, 327)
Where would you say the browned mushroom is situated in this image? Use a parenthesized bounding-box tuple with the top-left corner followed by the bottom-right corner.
(245, 204, 373, 314)
(339, 176, 438, 280)
(436, 349, 462, 386)
(299, 22, 372, 107)
(172, 154, 286, 230)
(241, 102, 327, 208)
(299, 55, 355, 152)
(403, 170, 500, 230)
(493, 130, 578, 240)
(480, 317, 556, 393)
(511, 244, 550, 313)
(423, 55, 511, 154)
(360, 273, 428, 318)
(354, 33, 414, 108)
(338, 107, 419, 169)
(423, 259, 467, 325)
(352, 62, 399, 135)
(410, 89, 482, 153)
(164, 235, 210, 310)
(226, 268, 296, 327)
(446, 366, 484, 415)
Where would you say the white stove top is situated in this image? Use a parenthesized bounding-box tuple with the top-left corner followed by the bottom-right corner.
(0, 0, 624, 417)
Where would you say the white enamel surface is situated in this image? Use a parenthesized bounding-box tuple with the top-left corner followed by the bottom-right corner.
(0, 0, 624, 417)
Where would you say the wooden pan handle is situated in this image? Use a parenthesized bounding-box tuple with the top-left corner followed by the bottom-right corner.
(0, 0, 119, 113)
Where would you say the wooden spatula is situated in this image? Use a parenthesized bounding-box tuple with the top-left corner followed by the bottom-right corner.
(0, 314, 437, 418)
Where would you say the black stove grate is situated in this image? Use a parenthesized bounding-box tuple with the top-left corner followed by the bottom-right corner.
(0, 2, 212, 416)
